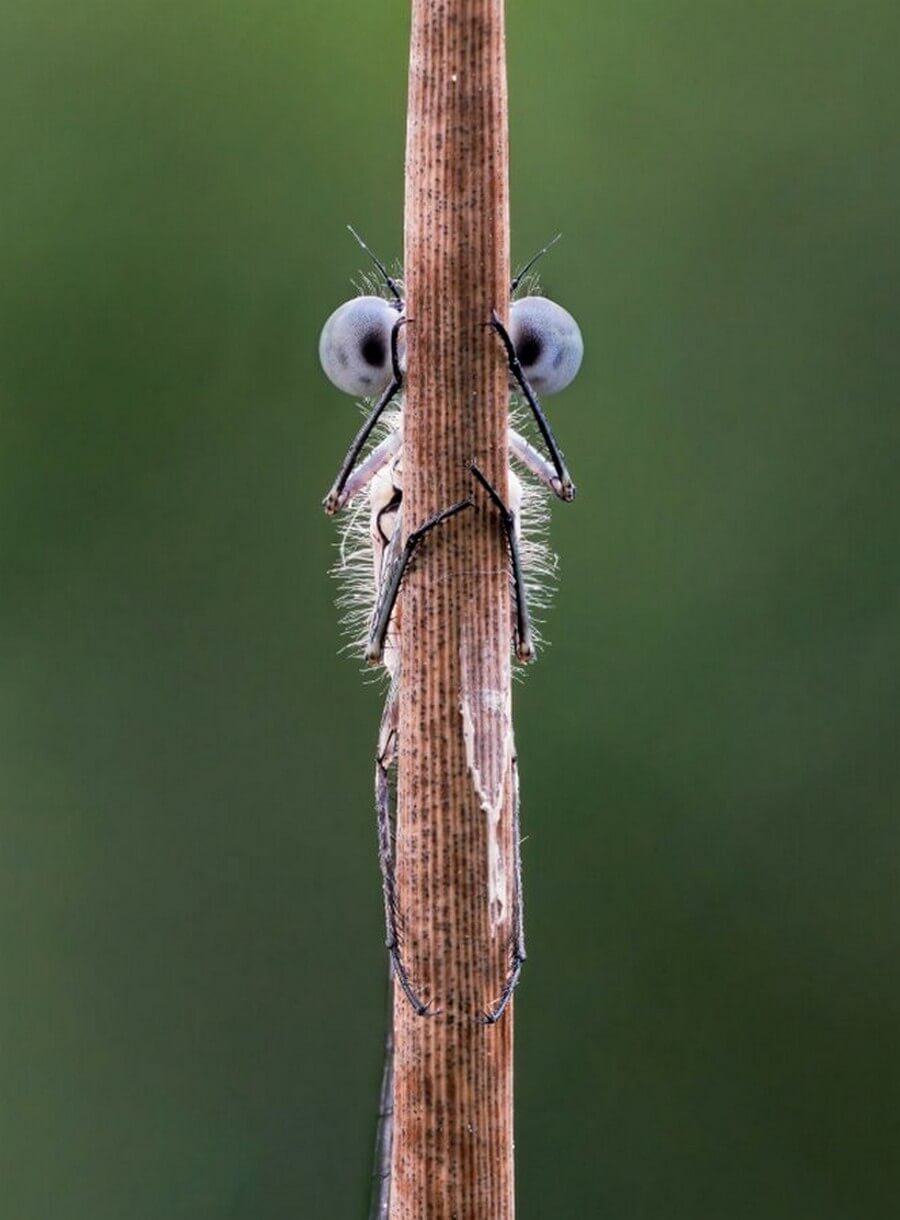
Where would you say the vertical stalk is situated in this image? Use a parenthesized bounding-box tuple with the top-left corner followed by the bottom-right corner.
(392, 0, 514, 1216)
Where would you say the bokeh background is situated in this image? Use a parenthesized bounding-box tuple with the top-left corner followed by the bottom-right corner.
(2, 1, 898, 1216)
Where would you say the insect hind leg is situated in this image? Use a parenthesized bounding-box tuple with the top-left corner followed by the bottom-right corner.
(375, 679, 436, 1017)
(469, 463, 535, 663)
(366, 497, 472, 665)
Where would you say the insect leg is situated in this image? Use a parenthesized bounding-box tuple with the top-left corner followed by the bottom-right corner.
(366, 498, 473, 665)
(509, 426, 567, 497)
(480, 745, 526, 1025)
(375, 680, 433, 1015)
(332, 430, 402, 513)
(489, 310, 575, 502)
(323, 315, 405, 516)
(469, 463, 535, 663)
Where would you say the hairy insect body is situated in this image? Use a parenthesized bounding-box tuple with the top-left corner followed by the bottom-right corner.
(320, 232, 582, 1023)
(369, 449, 403, 675)
(334, 405, 547, 676)
(321, 233, 581, 1220)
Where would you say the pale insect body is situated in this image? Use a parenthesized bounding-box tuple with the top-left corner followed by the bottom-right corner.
(334, 408, 554, 677)
(320, 232, 582, 1220)
(319, 229, 582, 1021)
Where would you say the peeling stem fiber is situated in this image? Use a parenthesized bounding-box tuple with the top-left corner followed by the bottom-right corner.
(392, 0, 514, 1216)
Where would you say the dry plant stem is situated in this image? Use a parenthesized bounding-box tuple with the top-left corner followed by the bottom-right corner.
(392, 0, 514, 1217)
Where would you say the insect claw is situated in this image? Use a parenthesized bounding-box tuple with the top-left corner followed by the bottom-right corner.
(516, 638, 536, 664)
(477, 985, 516, 1026)
(551, 476, 576, 503)
(477, 1005, 504, 1027)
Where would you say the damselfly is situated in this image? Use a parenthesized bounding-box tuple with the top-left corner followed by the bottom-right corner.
(318, 229, 582, 1214)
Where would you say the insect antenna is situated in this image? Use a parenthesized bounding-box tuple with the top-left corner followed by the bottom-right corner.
(347, 225, 404, 307)
(510, 232, 562, 295)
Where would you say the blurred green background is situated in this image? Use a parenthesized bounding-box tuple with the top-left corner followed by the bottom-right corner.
(2, 1, 898, 1216)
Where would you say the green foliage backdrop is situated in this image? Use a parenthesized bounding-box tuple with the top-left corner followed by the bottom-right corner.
(1, 2, 898, 1216)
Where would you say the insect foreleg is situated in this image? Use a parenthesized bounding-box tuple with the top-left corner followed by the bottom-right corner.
(323, 315, 405, 516)
(509, 426, 567, 498)
(366, 497, 473, 665)
(489, 310, 576, 502)
(469, 463, 535, 663)
(330, 430, 402, 514)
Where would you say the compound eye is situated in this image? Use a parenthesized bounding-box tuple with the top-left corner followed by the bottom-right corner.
(508, 296, 583, 395)
(319, 296, 398, 396)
